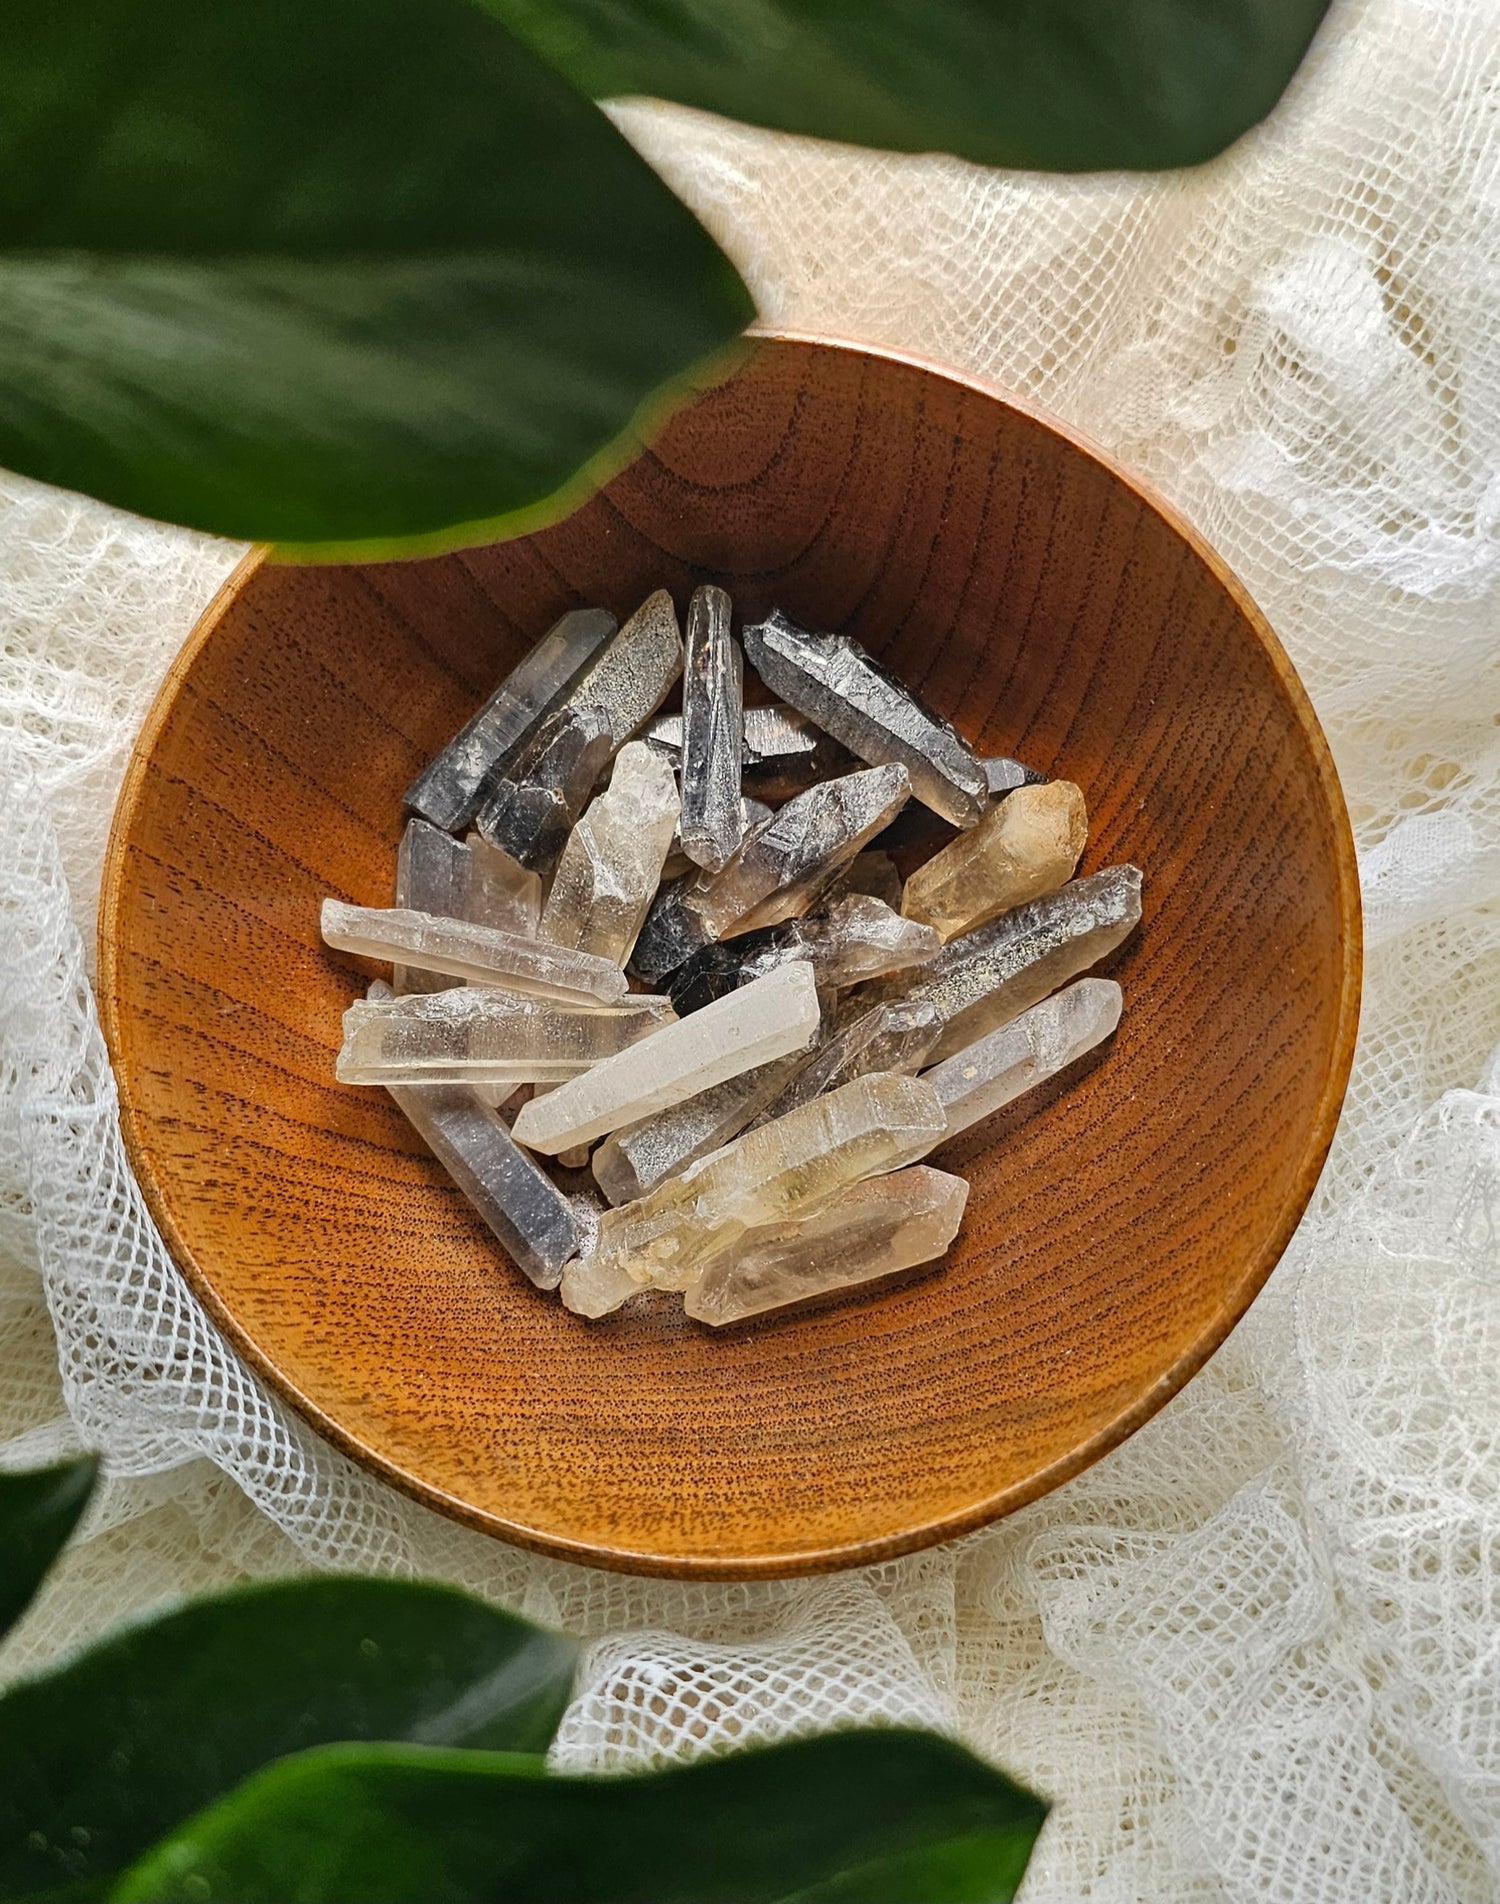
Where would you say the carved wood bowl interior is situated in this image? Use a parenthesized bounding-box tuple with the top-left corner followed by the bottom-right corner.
(99, 333, 1361, 1578)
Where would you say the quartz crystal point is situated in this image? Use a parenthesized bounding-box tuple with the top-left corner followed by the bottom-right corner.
(364, 983, 579, 1289)
(320, 899, 629, 1003)
(922, 978, 1123, 1148)
(403, 607, 616, 832)
(684, 763, 911, 939)
(884, 864, 1142, 1061)
(685, 1166, 969, 1325)
(394, 820, 541, 994)
(665, 894, 938, 1016)
(512, 960, 821, 1154)
(336, 986, 673, 1086)
(590, 1050, 809, 1206)
(560, 1071, 947, 1317)
(901, 781, 1088, 942)
(557, 588, 683, 753)
(470, 704, 613, 873)
(678, 586, 745, 872)
(984, 757, 1047, 797)
(743, 610, 987, 826)
(538, 742, 679, 966)
(753, 999, 943, 1126)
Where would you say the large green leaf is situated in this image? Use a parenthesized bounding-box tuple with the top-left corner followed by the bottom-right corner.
(0, 1577, 577, 1902)
(0, 1455, 97, 1643)
(487, 0, 1332, 171)
(110, 1729, 1046, 1904)
(0, 0, 752, 554)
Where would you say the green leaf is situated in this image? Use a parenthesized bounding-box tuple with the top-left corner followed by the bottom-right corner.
(486, 0, 1332, 172)
(0, 1577, 577, 1902)
(0, 0, 753, 555)
(110, 1728, 1047, 1904)
(0, 1456, 97, 1642)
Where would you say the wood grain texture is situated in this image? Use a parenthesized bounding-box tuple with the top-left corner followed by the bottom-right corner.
(98, 334, 1362, 1578)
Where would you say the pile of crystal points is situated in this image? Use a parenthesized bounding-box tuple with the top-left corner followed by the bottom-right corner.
(322, 588, 1141, 1326)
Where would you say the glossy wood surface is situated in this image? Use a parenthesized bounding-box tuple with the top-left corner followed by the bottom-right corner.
(99, 335, 1361, 1577)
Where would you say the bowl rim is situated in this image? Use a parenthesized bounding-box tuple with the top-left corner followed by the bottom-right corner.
(97, 328, 1363, 1578)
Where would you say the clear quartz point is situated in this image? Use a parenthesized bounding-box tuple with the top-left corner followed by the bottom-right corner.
(336, 986, 673, 1085)
(363, 982, 579, 1290)
(901, 781, 1088, 942)
(665, 893, 937, 1015)
(753, 998, 943, 1126)
(538, 741, 680, 966)
(590, 1050, 809, 1206)
(878, 865, 1142, 1061)
(678, 586, 745, 872)
(402, 607, 616, 831)
(557, 588, 683, 752)
(321, 899, 629, 1003)
(470, 704, 614, 872)
(560, 1071, 948, 1317)
(684, 762, 911, 939)
(685, 1166, 969, 1325)
(921, 978, 1122, 1148)
(743, 609, 987, 826)
(511, 960, 821, 1155)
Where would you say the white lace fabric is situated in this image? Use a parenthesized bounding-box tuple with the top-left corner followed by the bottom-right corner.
(2, 0, 1498, 1894)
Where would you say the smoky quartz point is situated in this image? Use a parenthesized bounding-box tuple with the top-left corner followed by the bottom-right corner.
(685, 1166, 968, 1325)
(901, 780, 1088, 942)
(665, 894, 937, 1016)
(877, 864, 1142, 1060)
(364, 983, 579, 1289)
(743, 610, 987, 827)
(403, 606, 616, 832)
(628, 875, 717, 985)
(470, 704, 614, 873)
(684, 762, 911, 939)
(678, 586, 745, 872)
(557, 587, 683, 752)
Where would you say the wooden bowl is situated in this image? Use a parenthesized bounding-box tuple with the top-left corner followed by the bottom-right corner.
(99, 333, 1360, 1578)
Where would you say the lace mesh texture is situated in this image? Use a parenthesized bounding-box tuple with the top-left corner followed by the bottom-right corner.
(3, 0, 1499, 1893)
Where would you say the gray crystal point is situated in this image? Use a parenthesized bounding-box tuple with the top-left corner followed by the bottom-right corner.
(742, 610, 987, 827)
(365, 984, 578, 1290)
(984, 756, 1047, 797)
(754, 999, 944, 1127)
(886, 864, 1142, 1061)
(471, 704, 613, 872)
(591, 1050, 808, 1205)
(923, 978, 1123, 1148)
(561, 587, 683, 752)
(628, 875, 716, 985)
(685, 762, 911, 938)
(678, 586, 745, 873)
(404, 607, 616, 831)
(685, 1166, 969, 1326)
(665, 893, 937, 1015)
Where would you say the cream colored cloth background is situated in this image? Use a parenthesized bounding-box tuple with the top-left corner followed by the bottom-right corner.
(2, 0, 1499, 1896)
